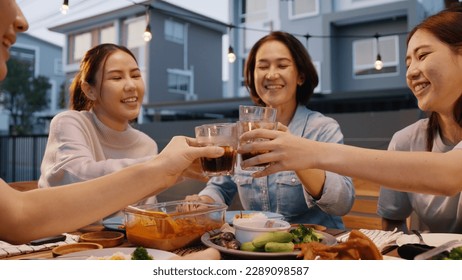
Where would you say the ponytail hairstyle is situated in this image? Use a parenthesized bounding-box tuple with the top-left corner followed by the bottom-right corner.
(406, 6, 462, 151)
(69, 43, 138, 111)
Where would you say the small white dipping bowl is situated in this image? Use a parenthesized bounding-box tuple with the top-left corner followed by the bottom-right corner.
(233, 218, 291, 244)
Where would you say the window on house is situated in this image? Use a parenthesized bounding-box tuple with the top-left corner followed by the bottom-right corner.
(126, 19, 146, 49)
(123, 16, 148, 102)
(289, 0, 319, 19)
(72, 32, 92, 63)
(68, 24, 115, 64)
(10, 47, 36, 76)
(241, 0, 269, 53)
(353, 35, 399, 78)
(241, 0, 268, 23)
(100, 25, 116, 44)
(167, 69, 192, 95)
(164, 19, 185, 44)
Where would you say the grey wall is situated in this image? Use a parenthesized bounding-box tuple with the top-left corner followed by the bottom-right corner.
(333, 108, 423, 149)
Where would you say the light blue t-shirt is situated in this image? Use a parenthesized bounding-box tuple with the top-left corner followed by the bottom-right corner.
(199, 105, 354, 229)
(377, 118, 462, 233)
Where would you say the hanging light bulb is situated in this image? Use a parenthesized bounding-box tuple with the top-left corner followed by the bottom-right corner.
(373, 33, 383, 71)
(375, 54, 383, 70)
(60, 0, 69, 15)
(143, 24, 152, 42)
(143, 6, 152, 42)
(228, 46, 236, 63)
(227, 25, 236, 63)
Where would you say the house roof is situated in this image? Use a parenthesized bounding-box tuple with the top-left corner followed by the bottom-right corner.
(49, 0, 227, 35)
(19, 0, 228, 47)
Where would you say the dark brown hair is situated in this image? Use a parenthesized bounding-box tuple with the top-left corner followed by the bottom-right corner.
(69, 43, 138, 111)
(406, 6, 462, 151)
(244, 31, 319, 106)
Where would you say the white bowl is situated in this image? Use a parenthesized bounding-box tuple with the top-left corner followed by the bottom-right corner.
(233, 218, 291, 244)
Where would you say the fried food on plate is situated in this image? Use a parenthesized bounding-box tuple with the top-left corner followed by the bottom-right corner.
(297, 229, 383, 260)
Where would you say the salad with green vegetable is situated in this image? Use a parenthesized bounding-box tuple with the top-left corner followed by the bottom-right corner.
(131, 246, 154, 260)
(290, 224, 323, 244)
(435, 246, 462, 260)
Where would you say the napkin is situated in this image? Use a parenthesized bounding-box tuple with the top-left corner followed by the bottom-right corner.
(336, 228, 404, 252)
(0, 233, 79, 259)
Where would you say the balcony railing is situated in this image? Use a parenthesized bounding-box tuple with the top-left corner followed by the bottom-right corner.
(0, 134, 48, 182)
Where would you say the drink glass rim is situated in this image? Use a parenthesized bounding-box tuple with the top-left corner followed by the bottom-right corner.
(239, 105, 277, 122)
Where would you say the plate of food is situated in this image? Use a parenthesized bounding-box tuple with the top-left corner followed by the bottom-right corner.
(201, 224, 337, 259)
(226, 210, 284, 225)
(55, 247, 177, 260)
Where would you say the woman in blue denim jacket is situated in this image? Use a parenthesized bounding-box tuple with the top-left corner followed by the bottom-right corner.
(190, 31, 354, 228)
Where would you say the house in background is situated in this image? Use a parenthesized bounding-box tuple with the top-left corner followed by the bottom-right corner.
(0, 33, 65, 134)
(49, 0, 227, 125)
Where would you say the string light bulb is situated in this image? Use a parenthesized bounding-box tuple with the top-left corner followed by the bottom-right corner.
(60, 0, 69, 15)
(143, 6, 152, 42)
(227, 46, 236, 63)
(227, 25, 236, 63)
(374, 54, 383, 70)
(374, 33, 383, 71)
(143, 24, 152, 42)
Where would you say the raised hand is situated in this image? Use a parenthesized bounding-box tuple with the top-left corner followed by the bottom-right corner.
(238, 129, 319, 177)
(156, 136, 224, 179)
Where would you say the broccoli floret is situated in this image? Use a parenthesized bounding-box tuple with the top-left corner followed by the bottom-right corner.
(131, 246, 154, 260)
(444, 246, 462, 260)
(290, 224, 323, 244)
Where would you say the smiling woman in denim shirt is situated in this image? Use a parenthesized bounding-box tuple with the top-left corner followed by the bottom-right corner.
(188, 31, 354, 228)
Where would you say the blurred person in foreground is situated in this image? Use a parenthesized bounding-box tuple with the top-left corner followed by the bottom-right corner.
(189, 31, 354, 228)
(238, 6, 462, 234)
(0, 0, 223, 253)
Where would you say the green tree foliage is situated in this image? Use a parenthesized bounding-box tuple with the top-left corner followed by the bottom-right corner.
(58, 81, 68, 109)
(0, 58, 49, 135)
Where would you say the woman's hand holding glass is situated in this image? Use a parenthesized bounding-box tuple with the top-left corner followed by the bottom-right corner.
(157, 136, 225, 181)
(195, 123, 238, 177)
(238, 126, 318, 177)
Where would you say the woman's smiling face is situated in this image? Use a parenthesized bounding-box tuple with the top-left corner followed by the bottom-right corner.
(253, 40, 303, 110)
(406, 29, 462, 115)
(90, 50, 145, 131)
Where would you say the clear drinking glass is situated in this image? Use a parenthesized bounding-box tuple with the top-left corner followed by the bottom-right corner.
(195, 123, 238, 176)
(239, 105, 277, 122)
(238, 105, 278, 171)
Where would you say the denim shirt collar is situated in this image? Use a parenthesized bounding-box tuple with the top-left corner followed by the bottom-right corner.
(288, 105, 311, 137)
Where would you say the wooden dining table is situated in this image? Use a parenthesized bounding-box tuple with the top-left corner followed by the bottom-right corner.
(2, 225, 400, 260)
